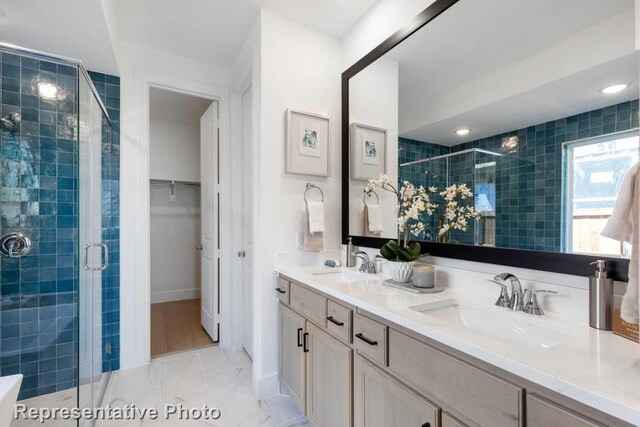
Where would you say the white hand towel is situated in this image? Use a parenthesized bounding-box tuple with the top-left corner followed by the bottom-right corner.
(602, 162, 639, 323)
(306, 201, 325, 234)
(365, 203, 384, 233)
(602, 162, 638, 243)
(304, 204, 323, 252)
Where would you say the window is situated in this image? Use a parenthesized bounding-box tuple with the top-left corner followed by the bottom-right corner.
(563, 131, 639, 256)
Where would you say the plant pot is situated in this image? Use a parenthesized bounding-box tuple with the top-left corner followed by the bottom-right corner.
(388, 261, 414, 283)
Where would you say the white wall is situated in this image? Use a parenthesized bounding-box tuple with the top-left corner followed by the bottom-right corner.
(150, 185, 201, 303)
(252, 9, 342, 397)
(150, 119, 201, 182)
(342, 0, 437, 68)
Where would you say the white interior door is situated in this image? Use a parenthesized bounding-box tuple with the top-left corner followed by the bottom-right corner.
(200, 101, 219, 341)
(241, 87, 254, 357)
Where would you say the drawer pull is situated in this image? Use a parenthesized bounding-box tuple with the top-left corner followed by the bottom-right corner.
(327, 316, 344, 326)
(303, 332, 309, 352)
(297, 328, 303, 347)
(355, 333, 378, 346)
(275, 287, 286, 294)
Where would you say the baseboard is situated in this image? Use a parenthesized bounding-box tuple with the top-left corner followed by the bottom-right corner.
(255, 373, 279, 400)
(150, 288, 201, 304)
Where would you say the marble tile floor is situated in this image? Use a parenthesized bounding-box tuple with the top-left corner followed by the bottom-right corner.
(11, 346, 309, 426)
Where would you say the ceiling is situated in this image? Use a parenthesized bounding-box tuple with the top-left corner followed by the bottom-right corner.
(0, 0, 118, 74)
(150, 87, 213, 126)
(380, 0, 637, 145)
(111, 0, 380, 67)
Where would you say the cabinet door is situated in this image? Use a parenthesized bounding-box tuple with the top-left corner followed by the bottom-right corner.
(354, 355, 439, 427)
(306, 322, 353, 427)
(278, 303, 306, 411)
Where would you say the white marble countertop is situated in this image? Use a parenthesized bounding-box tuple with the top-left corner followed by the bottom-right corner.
(275, 265, 640, 425)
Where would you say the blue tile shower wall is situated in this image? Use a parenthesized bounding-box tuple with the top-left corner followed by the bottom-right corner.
(399, 99, 639, 251)
(87, 71, 120, 374)
(0, 50, 120, 400)
(0, 51, 79, 400)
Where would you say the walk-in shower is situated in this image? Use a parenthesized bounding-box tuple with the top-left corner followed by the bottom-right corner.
(0, 43, 120, 419)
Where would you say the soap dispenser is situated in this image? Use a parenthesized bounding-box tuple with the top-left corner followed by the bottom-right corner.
(346, 236, 357, 268)
(589, 260, 613, 331)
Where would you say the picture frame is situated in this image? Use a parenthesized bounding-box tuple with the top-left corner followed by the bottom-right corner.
(350, 123, 387, 181)
(285, 109, 330, 177)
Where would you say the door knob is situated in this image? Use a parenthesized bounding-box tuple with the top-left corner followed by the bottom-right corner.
(238, 250, 246, 258)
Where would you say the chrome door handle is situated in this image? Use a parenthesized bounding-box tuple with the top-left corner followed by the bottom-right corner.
(83, 243, 109, 271)
(100, 243, 109, 271)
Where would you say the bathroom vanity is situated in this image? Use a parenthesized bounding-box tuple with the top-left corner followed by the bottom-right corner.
(275, 267, 639, 427)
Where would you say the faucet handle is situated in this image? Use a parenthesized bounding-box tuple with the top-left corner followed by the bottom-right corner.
(523, 289, 558, 315)
(488, 279, 511, 308)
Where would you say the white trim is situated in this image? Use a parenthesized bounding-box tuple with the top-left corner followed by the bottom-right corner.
(256, 373, 279, 400)
(150, 289, 201, 304)
(120, 68, 232, 369)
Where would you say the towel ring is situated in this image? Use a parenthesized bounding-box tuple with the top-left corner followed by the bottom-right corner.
(363, 189, 379, 205)
(304, 183, 324, 203)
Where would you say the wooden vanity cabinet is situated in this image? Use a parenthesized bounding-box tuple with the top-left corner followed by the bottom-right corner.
(527, 394, 600, 427)
(277, 275, 630, 427)
(278, 303, 306, 411)
(306, 322, 353, 427)
(278, 300, 353, 427)
(354, 354, 439, 427)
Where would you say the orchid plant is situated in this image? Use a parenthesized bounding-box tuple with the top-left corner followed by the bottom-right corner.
(437, 183, 480, 243)
(366, 174, 480, 250)
(366, 174, 437, 256)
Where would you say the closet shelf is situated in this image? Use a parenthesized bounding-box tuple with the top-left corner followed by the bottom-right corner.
(150, 179, 201, 187)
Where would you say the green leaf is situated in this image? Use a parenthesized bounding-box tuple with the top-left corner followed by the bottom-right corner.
(408, 242, 422, 258)
(379, 243, 396, 260)
(396, 247, 413, 261)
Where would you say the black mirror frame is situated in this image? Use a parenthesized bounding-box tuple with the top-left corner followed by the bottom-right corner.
(341, 0, 630, 282)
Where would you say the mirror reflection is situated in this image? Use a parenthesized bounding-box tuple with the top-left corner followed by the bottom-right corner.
(348, 0, 639, 258)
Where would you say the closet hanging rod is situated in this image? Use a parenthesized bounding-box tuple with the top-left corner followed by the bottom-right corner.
(150, 179, 201, 187)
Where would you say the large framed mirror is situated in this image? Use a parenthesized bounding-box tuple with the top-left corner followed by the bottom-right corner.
(342, 0, 638, 280)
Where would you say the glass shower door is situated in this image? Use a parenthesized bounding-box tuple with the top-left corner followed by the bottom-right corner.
(78, 72, 107, 417)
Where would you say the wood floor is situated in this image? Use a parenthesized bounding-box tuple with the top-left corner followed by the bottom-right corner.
(151, 298, 215, 357)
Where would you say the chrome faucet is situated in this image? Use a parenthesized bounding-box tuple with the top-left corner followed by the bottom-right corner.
(353, 251, 376, 274)
(493, 273, 524, 311)
(491, 273, 558, 315)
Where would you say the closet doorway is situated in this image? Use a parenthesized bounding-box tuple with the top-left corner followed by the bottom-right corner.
(148, 87, 220, 357)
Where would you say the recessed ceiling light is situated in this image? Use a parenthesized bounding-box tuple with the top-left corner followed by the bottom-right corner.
(600, 84, 628, 94)
(455, 128, 470, 136)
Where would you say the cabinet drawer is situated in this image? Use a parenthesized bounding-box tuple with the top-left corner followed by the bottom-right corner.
(327, 300, 352, 344)
(290, 282, 327, 327)
(276, 277, 290, 304)
(527, 395, 600, 427)
(388, 329, 522, 427)
(353, 313, 387, 367)
(442, 413, 467, 427)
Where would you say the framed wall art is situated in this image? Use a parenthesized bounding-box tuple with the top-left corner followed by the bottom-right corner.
(350, 123, 386, 181)
(285, 109, 330, 177)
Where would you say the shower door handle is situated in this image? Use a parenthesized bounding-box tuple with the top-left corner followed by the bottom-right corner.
(83, 243, 109, 271)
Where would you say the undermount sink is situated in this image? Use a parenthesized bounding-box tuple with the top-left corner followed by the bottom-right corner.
(410, 299, 572, 349)
(311, 269, 373, 284)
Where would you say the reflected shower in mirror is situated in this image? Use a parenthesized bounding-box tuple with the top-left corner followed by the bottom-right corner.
(348, 0, 639, 258)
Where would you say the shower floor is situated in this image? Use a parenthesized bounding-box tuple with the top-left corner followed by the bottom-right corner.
(151, 299, 215, 357)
